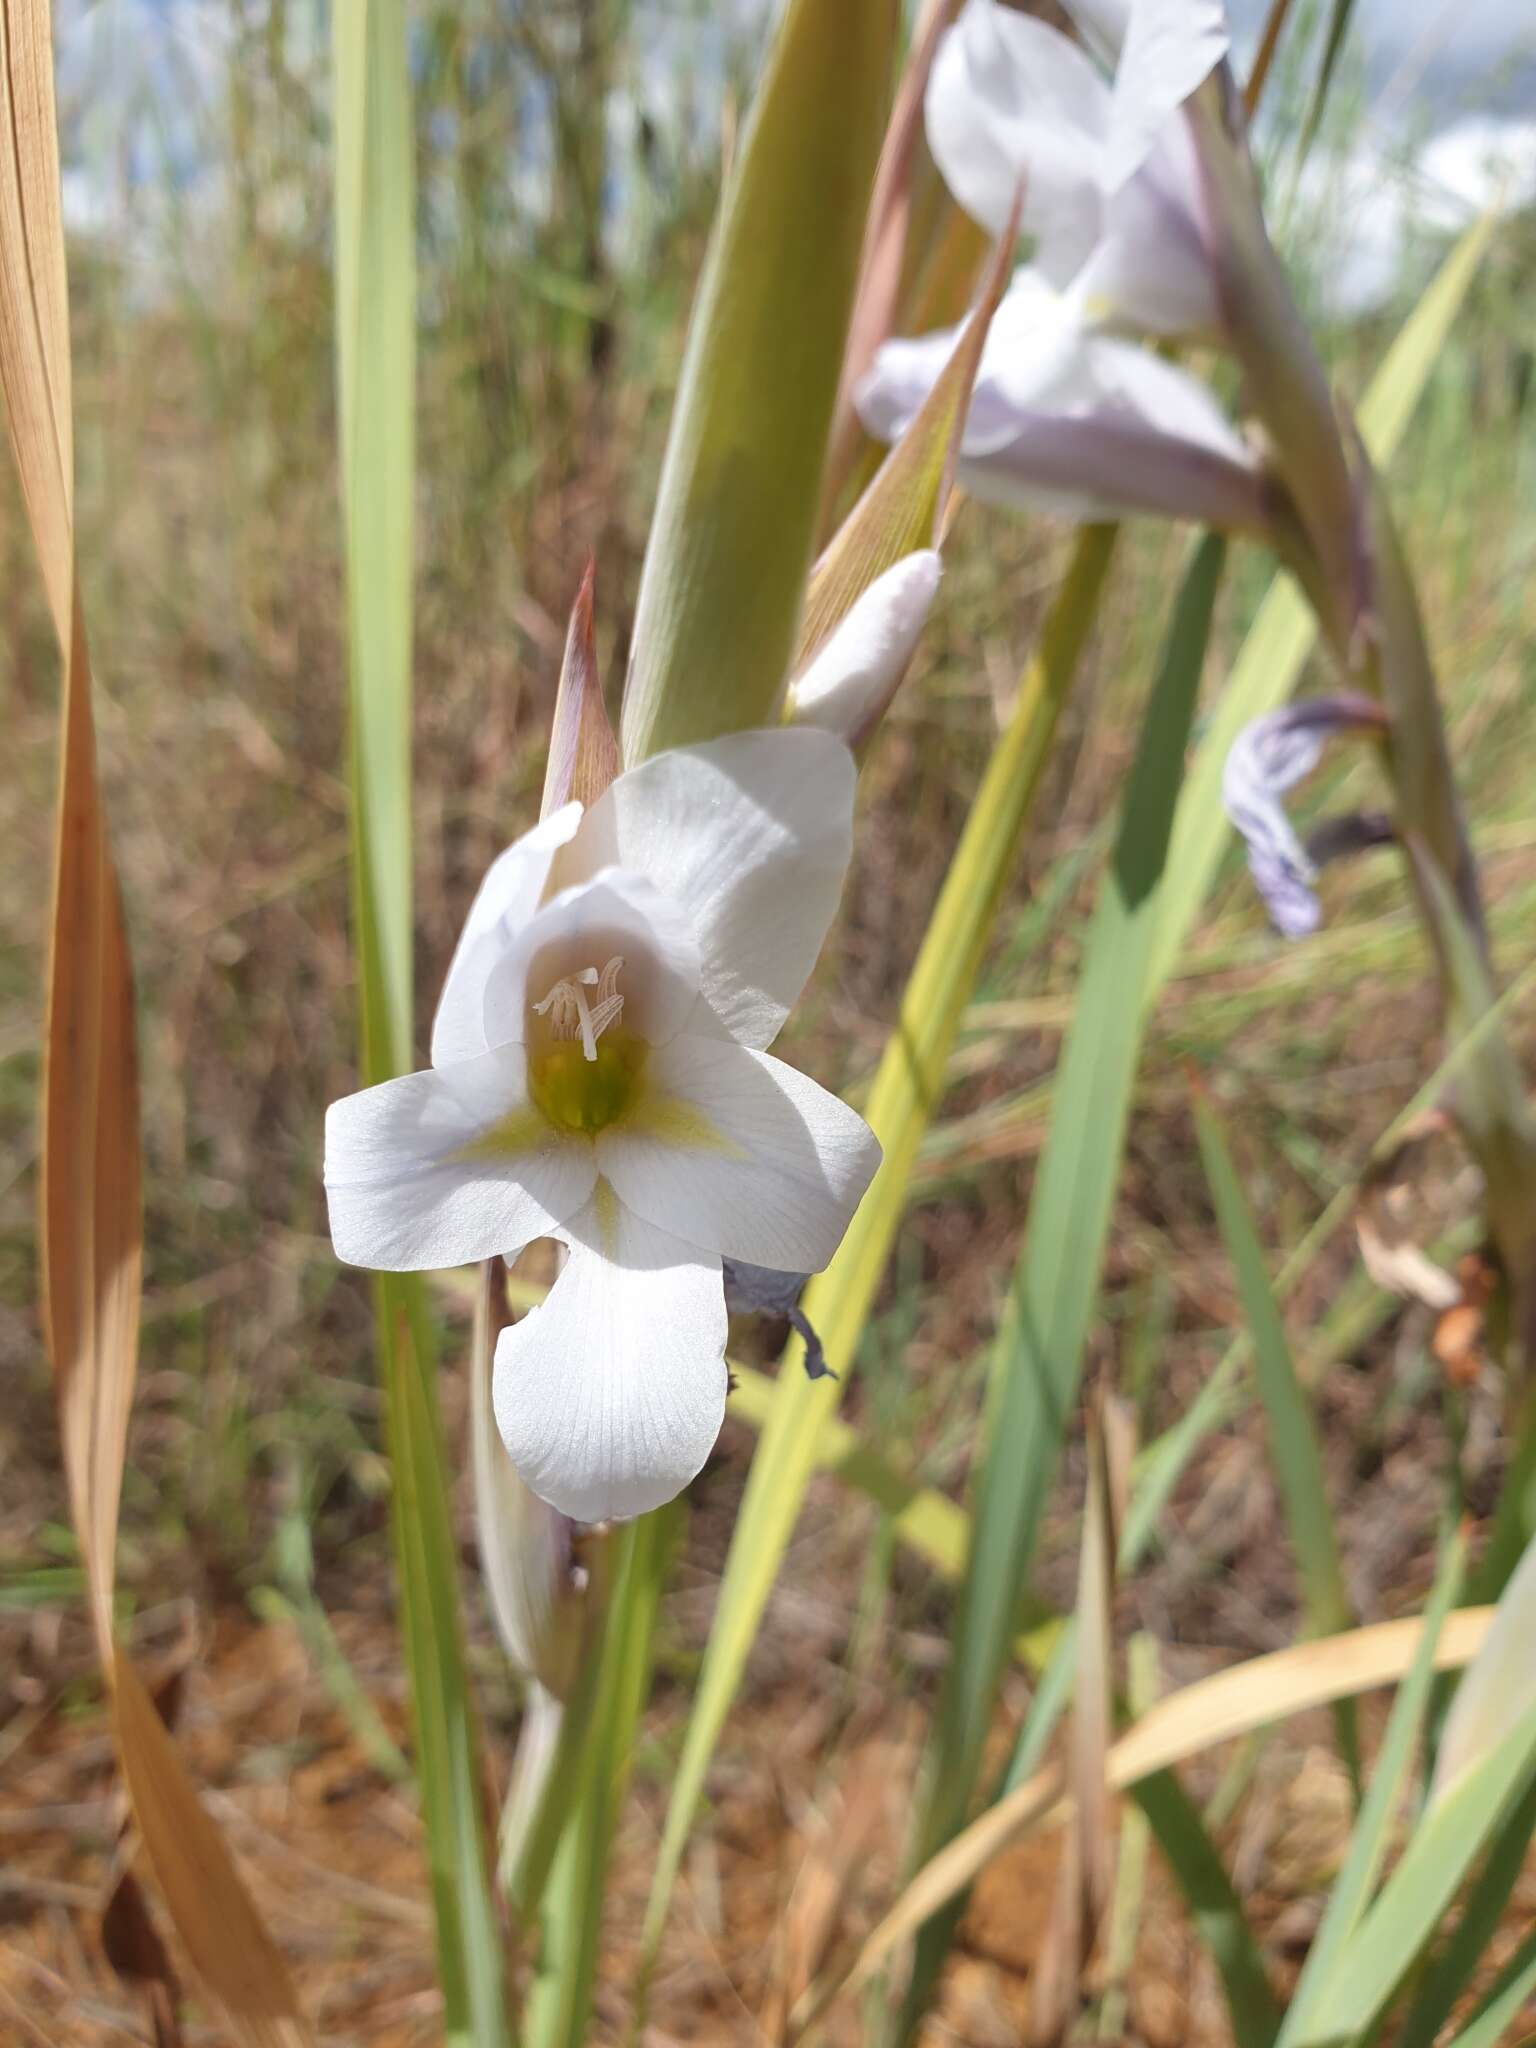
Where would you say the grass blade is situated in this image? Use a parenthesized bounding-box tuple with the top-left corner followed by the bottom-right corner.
(1286, 1701, 1536, 2048)
(331, 9, 509, 2041)
(1395, 1774, 1536, 2048)
(1441, 1922, 1536, 2048)
(1297, 0, 1359, 164)
(1131, 1770, 1281, 2048)
(1192, 1084, 1355, 1633)
(527, 1510, 677, 2048)
(896, 536, 1226, 2037)
(637, 525, 1119, 1988)
(797, 1602, 1495, 2031)
(1276, 1529, 1467, 2047)
(621, 0, 897, 762)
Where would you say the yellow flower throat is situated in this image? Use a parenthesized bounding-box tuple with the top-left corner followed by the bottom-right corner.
(527, 956, 644, 1134)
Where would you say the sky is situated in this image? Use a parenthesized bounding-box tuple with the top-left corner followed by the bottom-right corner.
(49, 0, 1536, 320)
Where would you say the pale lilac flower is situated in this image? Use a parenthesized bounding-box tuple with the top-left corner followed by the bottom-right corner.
(926, 0, 1230, 342)
(788, 552, 943, 742)
(1221, 696, 1388, 936)
(325, 730, 880, 1522)
(859, 273, 1264, 531)
(858, 5, 1268, 533)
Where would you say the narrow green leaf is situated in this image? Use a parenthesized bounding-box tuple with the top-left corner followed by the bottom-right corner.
(1405, 843, 1536, 1372)
(333, 0, 414, 1080)
(1142, 214, 1498, 1006)
(621, 0, 897, 762)
(1442, 1920, 1536, 2048)
(526, 1510, 678, 2048)
(637, 526, 1119, 1988)
(1132, 1771, 1282, 2048)
(1277, 1529, 1467, 2048)
(332, 11, 509, 2042)
(1289, 1702, 1536, 2048)
(1396, 1774, 1536, 2048)
(1297, 0, 1359, 163)
(1123, 957, 1536, 1575)
(898, 536, 1227, 2038)
(1193, 1090, 1353, 1641)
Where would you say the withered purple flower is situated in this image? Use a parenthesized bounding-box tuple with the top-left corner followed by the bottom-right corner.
(1221, 695, 1389, 936)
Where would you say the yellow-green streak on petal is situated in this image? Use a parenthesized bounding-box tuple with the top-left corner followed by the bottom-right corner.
(452, 1103, 557, 1163)
(592, 1176, 620, 1259)
(622, 1094, 746, 1158)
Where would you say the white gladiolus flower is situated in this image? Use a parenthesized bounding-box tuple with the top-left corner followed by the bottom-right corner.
(859, 8, 1265, 533)
(927, 0, 1230, 342)
(789, 552, 943, 741)
(324, 729, 881, 1523)
(859, 275, 1264, 531)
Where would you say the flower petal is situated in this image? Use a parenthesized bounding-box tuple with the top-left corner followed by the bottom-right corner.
(927, 0, 1110, 276)
(867, 281, 1263, 530)
(1103, 0, 1229, 195)
(493, 1194, 727, 1523)
(964, 333, 1264, 527)
(596, 1034, 881, 1272)
(789, 552, 942, 744)
(431, 803, 583, 1067)
(1075, 121, 1222, 337)
(1221, 697, 1386, 938)
(324, 1045, 595, 1270)
(571, 730, 856, 1051)
(484, 865, 702, 1049)
(1064, 0, 1131, 62)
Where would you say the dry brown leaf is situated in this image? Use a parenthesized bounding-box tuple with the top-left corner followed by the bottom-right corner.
(1031, 1413, 1117, 2046)
(114, 1655, 310, 2048)
(818, 0, 961, 529)
(0, 2, 311, 2036)
(795, 184, 1020, 676)
(540, 557, 619, 818)
(102, 1861, 184, 2048)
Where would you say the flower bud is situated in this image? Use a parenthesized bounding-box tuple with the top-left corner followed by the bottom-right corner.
(788, 550, 942, 745)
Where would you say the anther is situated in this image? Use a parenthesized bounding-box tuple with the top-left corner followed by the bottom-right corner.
(532, 956, 626, 1062)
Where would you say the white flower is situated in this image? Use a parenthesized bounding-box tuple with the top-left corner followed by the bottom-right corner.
(324, 729, 881, 1523)
(858, 7, 1263, 532)
(927, 0, 1230, 342)
(788, 551, 943, 741)
(858, 273, 1263, 530)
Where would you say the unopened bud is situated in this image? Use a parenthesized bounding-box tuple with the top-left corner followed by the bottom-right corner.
(788, 551, 942, 745)
(541, 559, 619, 819)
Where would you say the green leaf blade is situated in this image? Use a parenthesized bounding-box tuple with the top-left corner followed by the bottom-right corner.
(331, 10, 509, 2042)
(621, 0, 898, 763)
(898, 534, 1228, 2037)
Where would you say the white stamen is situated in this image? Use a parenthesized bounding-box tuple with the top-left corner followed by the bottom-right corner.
(532, 956, 626, 1061)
